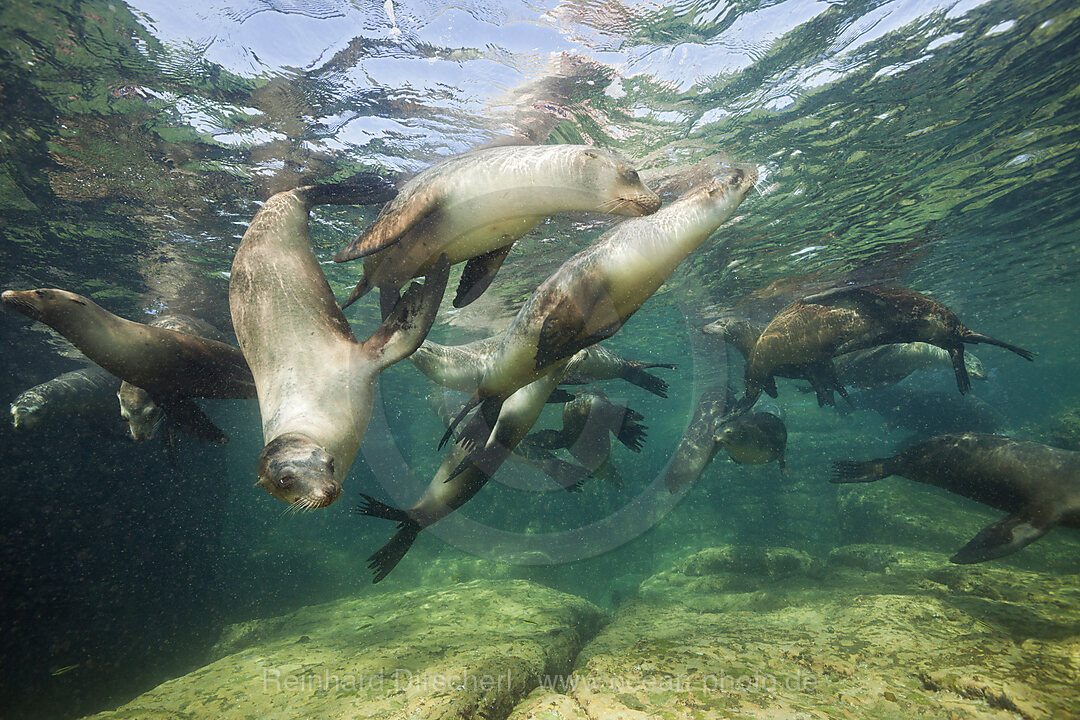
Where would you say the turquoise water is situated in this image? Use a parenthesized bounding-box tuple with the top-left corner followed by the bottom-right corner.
(1, 0, 1078, 717)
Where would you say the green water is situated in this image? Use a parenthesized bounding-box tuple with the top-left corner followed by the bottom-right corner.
(1, 0, 1078, 717)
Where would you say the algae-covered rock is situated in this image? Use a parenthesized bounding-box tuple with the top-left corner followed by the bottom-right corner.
(557, 544, 1080, 719)
(80, 580, 607, 720)
(506, 686, 591, 720)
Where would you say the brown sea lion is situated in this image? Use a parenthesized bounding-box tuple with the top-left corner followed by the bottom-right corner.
(333, 144, 661, 314)
(1, 289, 256, 401)
(441, 162, 757, 456)
(355, 354, 583, 582)
(528, 388, 647, 487)
(230, 183, 448, 509)
(832, 433, 1080, 563)
(10, 365, 123, 436)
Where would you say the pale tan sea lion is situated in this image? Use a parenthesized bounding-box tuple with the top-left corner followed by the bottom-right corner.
(441, 162, 756, 455)
(355, 354, 583, 582)
(230, 184, 449, 509)
(333, 144, 661, 313)
(412, 336, 675, 397)
(1, 289, 255, 400)
(833, 433, 1080, 563)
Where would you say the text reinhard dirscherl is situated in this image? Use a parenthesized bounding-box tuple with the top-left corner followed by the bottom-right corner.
(260, 668, 817, 695)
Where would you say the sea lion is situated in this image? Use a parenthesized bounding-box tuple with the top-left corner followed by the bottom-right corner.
(663, 386, 787, 492)
(355, 354, 583, 582)
(740, 284, 1034, 409)
(528, 388, 647, 487)
(1, 289, 256, 401)
(847, 386, 1005, 437)
(426, 385, 590, 491)
(11, 366, 122, 434)
(117, 313, 231, 442)
(333, 144, 662, 313)
(412, 336, 676, 397)
(832, 433, 1080, 563)
(230, 184, 449, 509)
(442, 162, 757, 455)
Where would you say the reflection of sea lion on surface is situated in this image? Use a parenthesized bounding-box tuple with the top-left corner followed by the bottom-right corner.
(10, 366, 123, 436)
(528, 388, 647, 487)
(832, 434, 1080, 563)
(334, 144, 661, 314)
(664, 386, 787, 493)
(442, 163, 757, 458)
(230, 183, 448, 510)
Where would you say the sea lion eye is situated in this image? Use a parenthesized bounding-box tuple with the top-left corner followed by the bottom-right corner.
(34, 290, 46, 297)
(625, 169, 639, 182)
(277, 475, 295, 488)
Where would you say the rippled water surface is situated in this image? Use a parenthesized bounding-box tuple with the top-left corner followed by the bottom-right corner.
(1, 0, 1078, 717)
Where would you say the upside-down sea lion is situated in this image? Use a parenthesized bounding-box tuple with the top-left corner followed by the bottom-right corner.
(355, 353, 584, 582)
(333, 144, 661, 313)
(442, 162, 757, 455)
(1, 289, 256, 401)
(740, 284, 1034, 409)
(10, 366, 122, 435)
(230, 184, 449, 509)
(832, 433, 1080, 563)
(528, 388, 646, 487)
(412, 336, 676, 397)
(117, 313, 232, 443)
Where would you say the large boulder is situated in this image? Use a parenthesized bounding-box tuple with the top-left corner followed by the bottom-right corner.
(80, 580, 606, 720)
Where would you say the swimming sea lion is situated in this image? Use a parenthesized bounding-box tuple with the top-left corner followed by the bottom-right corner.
(355, 353, 583, 582)
(442, 162, 757, 455)
(717, 412, 788, 471)
(117, 313, 231, 442)
(832, 433, 1080, 563)
(833, 342, 987, 391)
(11, 366, 122, 435)
(1, 289, 256, 401)
(847, 386, 1005, 437)
(412, 336, 676, 397)
(740, 284, 1034, 409)
(333, 144, 661, 313)
(528, 388, 646, 487)
(230, 184, 449, 509)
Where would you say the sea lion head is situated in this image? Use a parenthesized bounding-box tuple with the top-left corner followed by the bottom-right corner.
(117, 383, 163, 442)
(1, 288, 88, 324)
(578, 148, 661, 217)
(965, 353, 988, 382)
(257, 433, 341, 509)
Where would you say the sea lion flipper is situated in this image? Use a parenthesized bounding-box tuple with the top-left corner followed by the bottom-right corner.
(363, 255, 450, 369)
(962, 332, 1037, 362)
(367, 522, 422, 583)
(162, 397, 229, 444)
(546, 388, 574, 404)
(950, 512, 1050, 564)
(619, 366, 670, 398)
(614, 411, 647, 452)
(949, 346, 971, 394)
(333, 186, 442, 262)
(453, 244, 513, 308)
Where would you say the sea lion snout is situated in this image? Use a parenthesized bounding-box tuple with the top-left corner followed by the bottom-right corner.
(257, 433, 341, 509)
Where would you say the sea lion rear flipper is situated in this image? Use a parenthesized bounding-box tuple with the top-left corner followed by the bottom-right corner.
(614, 412, 647, 452)
(962, 332, 1036, 362)
(367, 522, 422, 583)
(340, 274, 372, 311)
(162, 397, 229, 444)
(333, 186, 442, 262)
(364, 255, 450, 370)
(950, 512, 1050, 564)
(949, 346, 971, 394)
(378, 285, 401, 320)
(453, 245, 513, 308)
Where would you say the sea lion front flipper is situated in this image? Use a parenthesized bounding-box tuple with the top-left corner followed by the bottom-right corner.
(950, 512, 1051, 564)
(333, 185, 442, 262)
(949, 345, 971, 395)
(363, 255, 450, 370)
(162, 397, 229, 444)
(614, 410, 647, 452)
(546, 388, 574, 404)
(368, 523, 422, 583)
(453, 244, 513, 308)
(619, 366, 670, 398)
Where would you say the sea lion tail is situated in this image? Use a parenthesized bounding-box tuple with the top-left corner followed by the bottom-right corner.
(620, 366, 670, 398)
(830, 460, 887, 484)
(367, 522, 422, 584)
(962, 332, 1036, 361)
(364, 254, 450, 370)
(297, 176, 397, 208)
(615, 412, 648, 452)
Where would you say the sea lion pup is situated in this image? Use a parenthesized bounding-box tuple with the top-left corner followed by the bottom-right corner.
(117, 313, 232, 443)
(230, 184, 449, 509)
(718, 412, 788, 471)
(1, 289, 256, 402)
(355, 354, 584, 582)
(333, 144, 662, 314)
(412, 336, 676, 397)
(11, 366, 121, 433)
(739, 284, 1034, 409)
(832, 433, 1080, 563)
(441, 162, 757, 455)
(426, 385, 591, 491)
(528, 388, 647, 487)
(833, 343, 987, 391)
